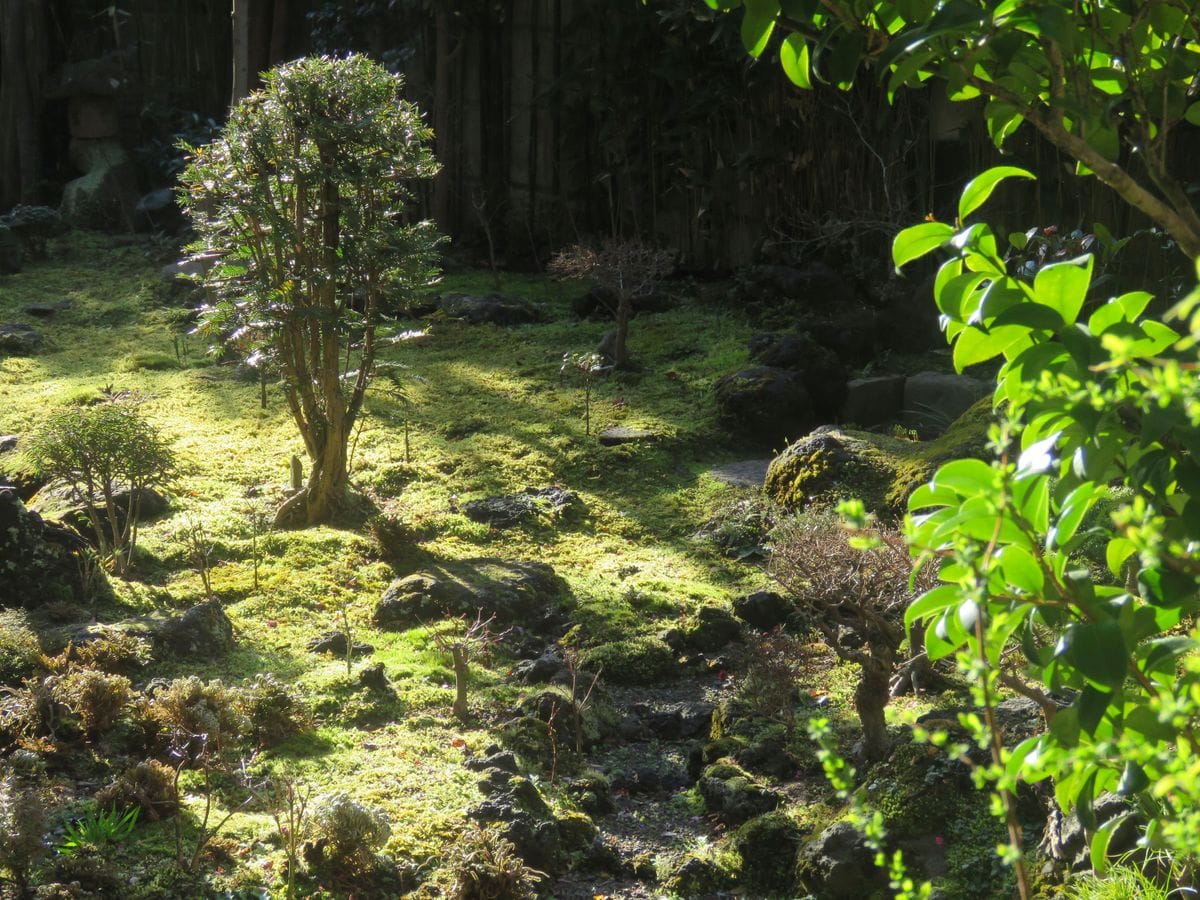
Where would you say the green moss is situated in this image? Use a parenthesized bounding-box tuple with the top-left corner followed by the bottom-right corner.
(578, 635, 676, 685)
(731, 811, 804, 897)
(764, 397, 995, 517)
(114, 350, 179, 373)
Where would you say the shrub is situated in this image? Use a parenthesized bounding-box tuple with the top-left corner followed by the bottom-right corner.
(309, 793, 390, 873)
(769, 511, 931, 761)
(0, 752, 48, 893)
(179, 54, 442, 527)
(70, 631, 151, 674)
(447, 824, 545, 899)
(0, 613, 42, 685)
(95, 759, 179, 821)
(24, 401, 176, 575)
(52, 668, 132, 740)
(733, 628, 805, 735)
(578, 636, 675, 686)
(146, 676, 246, 754)
(237, 674, 310, 748)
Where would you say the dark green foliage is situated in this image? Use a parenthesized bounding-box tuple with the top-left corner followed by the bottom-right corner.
(0, 614, 42, 685)
(446, 823, 545, 899)
(95, 759, 179, 821)
(237, 674, 311, 749)
(59, 805, 139, 856)
(731, 811, 804, 896)
(578, 636, 675, 686)
(52, 667, 132, 740)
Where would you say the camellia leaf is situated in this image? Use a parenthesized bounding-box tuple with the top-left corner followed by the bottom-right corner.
(1033, 256, 1094, 325)
(1090, 812, 1132, 874)
(893, 221, 954, 269)
(780, 33, 812, 88)
(741, 8, 776, 58)
(1068, 620, 1128, 690)
(958, 166, 1035, 222)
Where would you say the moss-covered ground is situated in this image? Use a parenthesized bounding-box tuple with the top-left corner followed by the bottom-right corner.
(0, 234, 980, 897)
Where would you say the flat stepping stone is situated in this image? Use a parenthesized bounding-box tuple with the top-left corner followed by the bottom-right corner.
(598, 426, 657, 446)
(708, 459, 770, 488)
(24, 300, 72, 318)
(0, 323, 42, 354)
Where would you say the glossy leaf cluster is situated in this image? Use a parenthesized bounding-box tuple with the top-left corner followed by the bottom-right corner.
(898, 167, 1200, 868)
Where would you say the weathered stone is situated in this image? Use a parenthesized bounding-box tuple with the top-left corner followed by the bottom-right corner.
(751, 262, 855, 307)
(50, 58, 127, 98)
(373, 559, 568, 631)
(796, 821, 885, 899)
(438, 292, 542, 326)
(698, 759, 779, 825)
(463, 485, 581, 528)
(579, 636, 676, 686)
(0, 490, 85, 606)
(60, 140, 139, 231)
(597, 425, 656, 446)
(747, 331, 848, 420)
(511, 651, 567, 684)
(0, 206, 64, 259)
(684, 605, 742, 653)
(732, 812, 805, 897)
(765, 398, 995, 516)
(713, 366, 814, 449)
(707, 458, 770, 488)
(901, 371, 991, 437)
(155, 600, 234, 658)
(306, 631, 375, 658)
(67, 96, 120, 139)
(732, 589, 791, 630)
(0, 324, 42, 354)
(0, 436, 17, 454)
(840, 375, 906, 428)
(663, 855, 732, 898)
(1042, 793, 1140, 871)
(23, 300, 72, 318)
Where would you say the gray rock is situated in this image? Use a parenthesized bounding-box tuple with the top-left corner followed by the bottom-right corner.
(0, 206, 64, 259)
(306, 631, 375, 658)
(713, 366, 814, 449)
(60, 140, 140, 231)
(796, 821, 885, 898)
(746, 332, 848, 420)
(1042, 792, 1139, 871)
(155, 600, 234, 657)
(685, 605, 742, 653)
(511, 651, 567, 684)
(840, 375, 906, 428)
(597, 426, 656, 446)
(0, 489, 86, 606)
(732, 589, 791, 630)
(0, 324, 43, 354)
(463, 485, 581, 528)
(901, 371, 990, 437)
(698, 760, 779, 825)
(438, 292, 541, 326)
(707, 458, 770, 488)
(0, 436, 17, 454)
(23, 300, 72, 318)
(50, 58, 127, 97)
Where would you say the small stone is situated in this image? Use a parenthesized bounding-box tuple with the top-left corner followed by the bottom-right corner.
(597, 426, 656, 446)
(732, 590, 791, 630)
(708, 458, 771, 488)
(307, 631, 375, 658)
(0, 323, 43, 354)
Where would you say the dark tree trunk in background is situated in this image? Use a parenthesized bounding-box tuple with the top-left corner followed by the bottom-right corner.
(432, 7, 452, 230)
(230, 0, 250, 107)
(0, 0, 48, 207)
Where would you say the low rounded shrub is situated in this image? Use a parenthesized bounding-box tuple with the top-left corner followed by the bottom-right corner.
(309, 793, 391, 873)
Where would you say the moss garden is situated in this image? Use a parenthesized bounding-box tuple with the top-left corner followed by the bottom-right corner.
(0, 224, 1020, 899)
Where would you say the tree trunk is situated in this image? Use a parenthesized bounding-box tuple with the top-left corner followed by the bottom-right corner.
(275, 419, 350, 528)
(856, 655, 893, 763)
(0, 0, 46, 206)
(451, 648, 469, 719)
(432, 7, 452, 230)
(230, 0, 251, 107)
(613, 295, 632, 367)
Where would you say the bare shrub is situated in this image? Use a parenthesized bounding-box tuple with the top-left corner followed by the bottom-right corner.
(769, 511, 932, 761)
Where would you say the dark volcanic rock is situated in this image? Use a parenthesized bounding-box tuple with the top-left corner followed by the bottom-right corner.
(796, 821, 885, 899)
(746, 331, 848, 420)
(698, 760, 779, 825)
(155, 600, 234, 658)
(713, 366, 814, 449)
(684, 605, 742, 652)
(306, 631, 375, 658)
(0, 489, 86, 606)
(732, 590, 791, 630)
(0, 324, 43, 354)
(463, 485, 581, 528)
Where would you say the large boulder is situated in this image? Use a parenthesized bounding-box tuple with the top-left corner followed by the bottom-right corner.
(463, 486, 582, 528)
(0, 206, 64, 260)
(697, 758, 780, 825)
(713, 366, 814, 449)
(839, 375, 906, 428)
(154, 600, 234, 658)
(764, 397, 995, 517)
(373, 559, 567, 631)
(746, 332, 848, 420)
(0, 324, 43, 355)
(901, 371, 991, 437)
(0, 490, 86, 606)
(438, 293, 542, 326)
(60, 141, 140, 231)
(795, 821, 885, 899)
(732, 812, 805, 897)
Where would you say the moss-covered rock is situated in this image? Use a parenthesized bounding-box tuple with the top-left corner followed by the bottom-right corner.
(682, 604, 742, 652)
(764, 396, 995, 517)
(732, 811, 805, 896)
(579, 635, 676, 686)
(698, 758, 779, 825)
(662, 853, 734, 898)
(865, 740, 974, 841)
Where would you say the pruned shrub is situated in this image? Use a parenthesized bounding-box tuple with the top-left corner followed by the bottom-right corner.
(733, 627, 805, 735)
(447, 824, 545, 899)
(52, 668, 132, 740)
(95, 759, 179, 821)
(237, 674, 310, 748)
(0, 613, 42, 685)
(146, 676, 246, 754)
(0, 751, 48, 893)
(308, 793, 391, 873)
(769, 511, 930, 761)
(68, 632, 152, 674)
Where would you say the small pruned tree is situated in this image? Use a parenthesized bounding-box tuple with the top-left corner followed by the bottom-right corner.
(26, 401, 176, 577)
(769, 511, 932, 762)
(548, 239, 673, 368)
(179, 55, 443, 527)
(429, 609, 509, 720)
